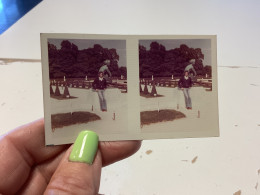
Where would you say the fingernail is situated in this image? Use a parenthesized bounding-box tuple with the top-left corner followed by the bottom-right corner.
(69, 131, 99, 164)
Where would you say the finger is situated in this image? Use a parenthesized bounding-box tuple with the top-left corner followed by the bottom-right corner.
(99, 140, 141, 166)
(0, 119, 68, 195)
(45, 131, 101, 195)
(17, 149, 67, 195)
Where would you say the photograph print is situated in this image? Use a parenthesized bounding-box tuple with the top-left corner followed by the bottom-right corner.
(47, 38, 127, 142)
(42, 34, 219, 144)
(139, 38, 218, 134)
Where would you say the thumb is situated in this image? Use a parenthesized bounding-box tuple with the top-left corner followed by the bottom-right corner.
(44, 131, 101, 195)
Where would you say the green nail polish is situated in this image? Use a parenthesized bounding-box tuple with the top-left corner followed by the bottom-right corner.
(69, 131, 99, 164)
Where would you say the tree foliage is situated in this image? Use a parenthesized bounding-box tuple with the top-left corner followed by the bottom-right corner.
(48, 40, 122, 79)
(139, 42, 211, 77)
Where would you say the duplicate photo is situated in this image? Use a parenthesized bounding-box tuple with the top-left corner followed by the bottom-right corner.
(41, 34, 219, 145)
(44, 37, 127, 144)
(139, 39, 217, 133)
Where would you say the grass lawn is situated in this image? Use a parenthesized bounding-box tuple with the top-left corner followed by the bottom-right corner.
(140, 93, 164, 98)
(51, 95, 78, 100)
(141, 109, 185, 125)
(51, 111, 101, 129)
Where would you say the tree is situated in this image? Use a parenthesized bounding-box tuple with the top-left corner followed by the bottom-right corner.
(118, 67, 127, 78)
(203, 65, 212, 77)
(48, 40, 121, 79)
(139, 42, 207, 77)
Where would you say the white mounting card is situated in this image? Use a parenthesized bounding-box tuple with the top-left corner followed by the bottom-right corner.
(41, 33, 219, 145)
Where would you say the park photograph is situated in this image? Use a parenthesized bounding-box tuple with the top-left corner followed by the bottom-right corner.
(45, 38, 128, 142)
(139, 38, 218, 134)
(41, 34, 219, 144)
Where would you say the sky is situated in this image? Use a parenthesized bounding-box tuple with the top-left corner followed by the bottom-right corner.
(139, 39, 212, 66)
(48, 39, 126, 67)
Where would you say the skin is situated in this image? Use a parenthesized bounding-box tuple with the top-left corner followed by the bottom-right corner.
(0, 119, 141, 195)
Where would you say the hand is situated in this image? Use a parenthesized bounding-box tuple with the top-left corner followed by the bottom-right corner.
(96, 89, 98, 91)
(0, 119, 141, 194)
(181, 88, 184, 90)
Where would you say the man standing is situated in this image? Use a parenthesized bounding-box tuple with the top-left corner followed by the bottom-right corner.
(178, 71, 193, 109)
(92, 72, 107, 111)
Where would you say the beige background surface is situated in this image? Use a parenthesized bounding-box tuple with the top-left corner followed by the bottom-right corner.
(1, 0, 260, 194)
